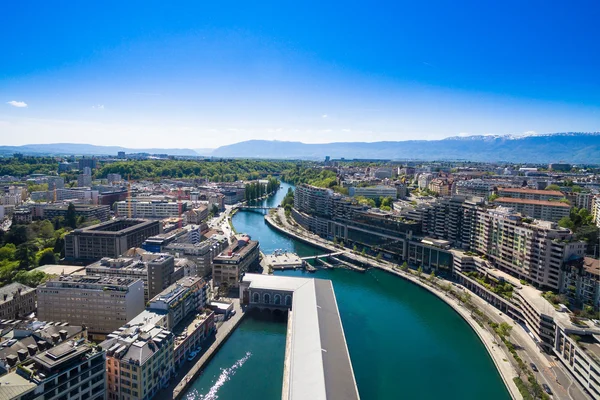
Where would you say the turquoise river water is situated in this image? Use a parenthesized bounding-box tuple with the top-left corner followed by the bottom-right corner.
(183, 182, 510, 400)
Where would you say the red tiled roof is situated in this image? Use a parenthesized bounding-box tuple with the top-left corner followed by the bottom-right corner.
(494, 197, 571, 208)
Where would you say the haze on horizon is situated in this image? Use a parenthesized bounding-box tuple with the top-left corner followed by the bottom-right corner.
(1, 1, 599, 149)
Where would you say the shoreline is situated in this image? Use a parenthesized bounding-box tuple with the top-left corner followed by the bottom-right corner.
(263, 210, 521, 400)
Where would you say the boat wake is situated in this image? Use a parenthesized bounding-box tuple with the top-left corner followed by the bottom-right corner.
(186, 351, 252, 400)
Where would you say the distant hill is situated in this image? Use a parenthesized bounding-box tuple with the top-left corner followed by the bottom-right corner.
(0, 143, 200, 157)
(210, 132, 600, 163)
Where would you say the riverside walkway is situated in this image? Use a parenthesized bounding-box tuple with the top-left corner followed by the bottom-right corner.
(265, 208, 522, 400)
(168, 299, 245, 399)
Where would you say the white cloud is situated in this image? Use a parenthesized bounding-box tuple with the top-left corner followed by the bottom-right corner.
(7, 101, 27, 108)
(457, 132, 470, 137)
(321, 114, 328, 118)
(92, 104, 104, 110)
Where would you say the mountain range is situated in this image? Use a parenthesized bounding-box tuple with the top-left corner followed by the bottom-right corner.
(1, 132, 599, 163)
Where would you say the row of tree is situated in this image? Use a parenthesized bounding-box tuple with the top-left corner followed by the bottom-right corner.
(244, 177, 280, 202)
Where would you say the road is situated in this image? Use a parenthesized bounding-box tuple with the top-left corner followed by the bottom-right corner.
(465, 287, 589, 400)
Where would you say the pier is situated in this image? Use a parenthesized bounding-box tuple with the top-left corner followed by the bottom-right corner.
(300, 251, 346, 260)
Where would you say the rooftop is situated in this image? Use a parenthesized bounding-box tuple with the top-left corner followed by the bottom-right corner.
(74, 218, 157, 235)
(32, 264, 86, 276)
(583, 257, 600, 276)
(42, 275, 140, 289)
(0, 284, 34, 304)
(494, 197, 570, 208)
(498, 187, 564, 197)
(0, 371, 36, 399)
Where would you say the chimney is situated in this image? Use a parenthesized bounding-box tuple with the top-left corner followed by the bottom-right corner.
(59, 330, 68, 340)
(51, 333, 60, 343)
(37, 340, 47, 350)
(17, 349, 28, 361)
(3, 294, 7, 301)
(27, 344, 37, 356)
(5, 354, 18, 367)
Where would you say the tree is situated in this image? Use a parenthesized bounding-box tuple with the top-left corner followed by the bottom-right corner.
(38, 220, 55, 241)
(545, 184, 561, 191)
(15, 243, 36, 269)
(376, 252, 382, 261)
(400, 261, 408, 271)
(353, 244, 358, 253)
(65, 203, 77, 229)
(5, 225, 29, 246)
(37, 248, 57, 266)
(210, 204, 219, 216)
(497, 322, 513, 339)
(417, 266, 423, 277)
(428, 271, 436, 282)
(361, 248, 366, 256)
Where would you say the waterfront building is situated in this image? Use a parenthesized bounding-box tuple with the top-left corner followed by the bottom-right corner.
(0, 339, 106, 400)
(87, 254, 184, 302)
(239, 274, 359, 400)
(164, 236, 228, 277)
(0, 283, 36, 320)
(37, 275, 145, 339)
(212, 236, 259, 288)
(493, 197, 570, 222)
(64, 218, 160, 261)
(348, 185, 397, 199)
(42, 203, 111, 222)
(561, 257, 600, 309)
(115, 199, 189, 218)
(474, 207, 586, 290)
(100, 319, 174, 400)
(455, 179, 495, 198)
(147, 277, 208, 330)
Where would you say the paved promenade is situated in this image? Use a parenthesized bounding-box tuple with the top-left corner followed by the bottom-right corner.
(266, 209, 522, 400)
(161, 299, 244, 400)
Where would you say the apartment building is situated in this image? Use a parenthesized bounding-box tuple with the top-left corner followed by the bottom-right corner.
(474, 207, 586, 290)
(37, 275, 145, 339)
(0, 320, 87, 376)
(115, 200, 189, 218)
(498, 187, 564, 201)
(183, 205, 208, 224)
(86, 254, 184, 302)
(428, 178, 451, 196)
(213, 236, 260, 288)
(77, 173, 92, 188)
(454, 179, 495, 198)
(2, 339, 106, 400)
(107, 173, 122, 184)
(0, 283, 36, 320)
(348, 185, 397, 199)
(101, 321, 174, 400)
(493, 197, 570, 222)
(562, 257, 600, 309)
(64, 218, 160, 261)
(164, 236, 228, 277)
(147, 277, 207, 330)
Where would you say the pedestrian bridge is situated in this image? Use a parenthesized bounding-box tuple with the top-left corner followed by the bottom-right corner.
(300, 251, 346, 261)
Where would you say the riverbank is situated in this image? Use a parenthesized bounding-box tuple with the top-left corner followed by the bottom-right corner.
(171, 300, 245, 399)
(265, 209, 521, 400)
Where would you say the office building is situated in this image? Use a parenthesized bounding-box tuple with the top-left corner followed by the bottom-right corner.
(549, 163, 572, 172)
(348, 185, 397, 199)
(37, 275, 145, 339)
(43, 204, 111, 222)
(0, 283, 36, 320)
(78, 157, 97, 170)
(100, 320, 174, 400)
(213, 236, 260, 287)
(164, 236, 228, 277)
(117, 151, 126, 159)
(64, 218, 160, 261)
(493, 197, 571, 222)
(2, 339, 106, 400)
(87, 253, 184, 302)
(115, 200, 188, 218)
(77, 173, 92, 188)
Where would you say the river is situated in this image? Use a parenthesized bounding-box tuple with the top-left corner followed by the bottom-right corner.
(183, 182, 510, 400)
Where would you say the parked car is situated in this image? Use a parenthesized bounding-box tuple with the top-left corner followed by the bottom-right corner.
(542, 383, 552, 395)
(530, 362, 538, 372)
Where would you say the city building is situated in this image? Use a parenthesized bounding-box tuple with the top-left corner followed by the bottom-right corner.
(549, 163, 573, 172)
(561, 257, 600, 309)
(348, 185, 397, 199)
(497, 187, 564, 201)
(428, 178, 451, 196)
(100, 319, 174, 400)
(164, 236, 228, 277)
(78, 157, 97, 170)
(117, 151, 126, 159)
(42, 203, 111, 222)
(373, 167, 393, 179)
(0, 320, 87, 376)
(212, 236, 260, 288)
(12, 208, 32, 224)
(77, 172, 92, 188)
(1, 339, 106, 400)
(37, 275, 145, 339)
(183, 205, 208, 224)
(454, 179, 495, 198)
(0, 283, 36, 320)
(115, 200, 189, 218)
(141, 226, 200, 253)
(107, 173, 122, 184)
(147, 277, 208, 329)
(64, 218, 161, 261)
(493, 197, 571, 222)
(46, 176, 65, 190)
(86, 254, 184, 302)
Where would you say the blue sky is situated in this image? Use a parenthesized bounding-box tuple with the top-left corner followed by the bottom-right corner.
(1, 0, 599, 148)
